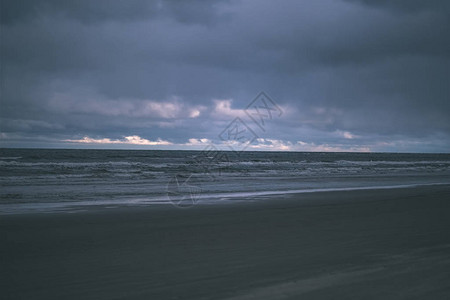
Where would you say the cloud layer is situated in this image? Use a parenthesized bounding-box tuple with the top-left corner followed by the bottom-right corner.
(1, 0, 449, 152)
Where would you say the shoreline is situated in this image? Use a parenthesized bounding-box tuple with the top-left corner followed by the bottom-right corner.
(1, 182, 449, 216)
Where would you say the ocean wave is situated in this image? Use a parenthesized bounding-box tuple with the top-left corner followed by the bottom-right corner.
(0, 156, 22, 160)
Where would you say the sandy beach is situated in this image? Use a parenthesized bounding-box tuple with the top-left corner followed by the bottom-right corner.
(2, 185, 450, 299)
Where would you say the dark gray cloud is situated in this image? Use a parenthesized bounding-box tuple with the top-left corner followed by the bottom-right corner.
(345, 0, 450, 14)
(1, 0, 231, 25)
(1, 0, 449, 152)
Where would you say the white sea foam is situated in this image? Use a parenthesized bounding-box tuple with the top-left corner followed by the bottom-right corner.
(1, 182, 449, 215)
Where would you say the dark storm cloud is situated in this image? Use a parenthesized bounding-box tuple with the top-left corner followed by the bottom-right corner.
(1, 0, 449, 151)
(1, 0, 230, 25)
(1, 0, 156, 25)
(345, 0, 450, 14)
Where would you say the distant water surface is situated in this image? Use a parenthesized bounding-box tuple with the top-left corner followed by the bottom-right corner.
(1, 149, 449, 214)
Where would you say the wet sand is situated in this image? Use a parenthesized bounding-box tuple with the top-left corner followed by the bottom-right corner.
(2, 185, 450, 299)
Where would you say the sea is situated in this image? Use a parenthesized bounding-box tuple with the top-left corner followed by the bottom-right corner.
(1, 148, 450, 214)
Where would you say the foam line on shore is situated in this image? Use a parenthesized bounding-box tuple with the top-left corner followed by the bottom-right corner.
(1, 182, 449, 215)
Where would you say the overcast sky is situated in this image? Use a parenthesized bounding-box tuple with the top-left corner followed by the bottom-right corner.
(1, 0, 449, 152)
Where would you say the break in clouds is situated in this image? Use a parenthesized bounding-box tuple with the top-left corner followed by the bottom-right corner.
(1, 0, 449, 152)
